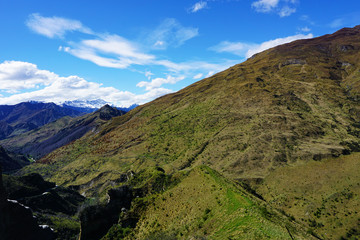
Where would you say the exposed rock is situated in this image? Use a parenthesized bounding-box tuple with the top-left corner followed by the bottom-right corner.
(79, 185, 133, 240)
(340, 44, 355, 52)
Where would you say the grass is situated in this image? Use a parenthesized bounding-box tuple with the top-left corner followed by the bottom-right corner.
(256, 152, 360, 239)
(125, 166, 313, 240)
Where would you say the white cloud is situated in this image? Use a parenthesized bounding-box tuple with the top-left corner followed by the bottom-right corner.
(0, 60, 173, 107)
(193, 73, 203, 79)
(211, 33, 313, 59)
(147, 18, 198, 50)
(0, 61, 57, 91)
(26, 13, 93, 38)
(190, 1, 207, 13)
(61, 34, 155, 69)
(145, 71, 154, 80)
(300, 26, 311, 32)
(252, 0, 297, 17)
(137, 75, 185, 91)
(252, 0, 279, 12)
(247, 33, 313, 58)
(209, 41, 257, 57)
(27, 14, 225, 78)
(279, 6, 296, 17)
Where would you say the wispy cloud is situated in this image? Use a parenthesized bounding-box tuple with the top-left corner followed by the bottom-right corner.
(328, 12, 360, 29)
(279, 6, 296, 17)
(209, 41, 257, 58)
(190, 1, 207, 13)
(211, 33, 313, 59)
(26, 13, 93, 38)
(193, 73, 203, 79)
(137, 75, 185, 91)
(252, 0, 297, 17)
(252, 0, 280, 13)
(25, 14, 233, 105)
(246, 33, 312, 58)
(299, 26, 311, 32)
(146, 18, 199, 50)
(64, 34, 155, 69)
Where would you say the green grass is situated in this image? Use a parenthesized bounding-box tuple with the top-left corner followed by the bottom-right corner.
(124, 166, 313, 240)
(256, 152, 360, 239)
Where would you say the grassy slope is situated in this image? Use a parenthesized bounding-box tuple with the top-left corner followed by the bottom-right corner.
(25, 26, 360, 191)
(255, 152, 360, 240)
(109, 166, 315, 240)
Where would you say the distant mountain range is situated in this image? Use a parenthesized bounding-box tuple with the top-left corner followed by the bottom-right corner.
(0, 100, 138, 141)
(0, 104, 125, 160)
(0, 102, 85, 140)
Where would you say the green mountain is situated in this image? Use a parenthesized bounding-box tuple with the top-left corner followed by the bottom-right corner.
(0, 105, 124, 159)
(21, 26, 360, 239)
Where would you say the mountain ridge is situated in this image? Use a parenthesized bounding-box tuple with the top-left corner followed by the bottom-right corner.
(0, 104, 125, 159)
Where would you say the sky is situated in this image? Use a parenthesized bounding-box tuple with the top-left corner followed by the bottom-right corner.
(0, 0, 360, 107)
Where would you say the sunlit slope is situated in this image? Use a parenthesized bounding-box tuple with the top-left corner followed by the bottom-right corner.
(26, 26, 360, 190)
(105, 166, 315, 240)
(255, 152, 360, 239)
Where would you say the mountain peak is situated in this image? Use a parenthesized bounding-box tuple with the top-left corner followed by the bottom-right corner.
(96, 104, 124, 120)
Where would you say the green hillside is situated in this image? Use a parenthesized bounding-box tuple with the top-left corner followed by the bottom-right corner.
(19, 26, 360, 239)
(117, 166, 314, 240)
(25, 26, 360, 187)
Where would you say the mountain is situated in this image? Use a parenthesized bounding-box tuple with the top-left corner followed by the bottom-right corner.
(62, 100, 139, 113)
(22, 26, 360, 238)
(62, 99, 110, 109)
(0, 105, 124, 159)
(0, 102, 86, 140)
(0, 146, 30, 173)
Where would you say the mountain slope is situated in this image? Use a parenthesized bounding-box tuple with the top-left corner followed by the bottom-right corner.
(28, 26, 360, 188)
(0, 146, 30, 172)
(255, 152, 360, 239)
(0, 102, 85, 140)
(0, 105, 124, 159)
(121, 166, 314, 240)
(20, 26, 360, 239)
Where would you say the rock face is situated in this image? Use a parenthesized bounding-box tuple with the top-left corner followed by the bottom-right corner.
(0, 165, 55, 240)
(0, 146, 29, 173)
(79, 185, 133, 240)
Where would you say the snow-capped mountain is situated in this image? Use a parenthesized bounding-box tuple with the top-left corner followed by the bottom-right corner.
(61, 99, 110, 109)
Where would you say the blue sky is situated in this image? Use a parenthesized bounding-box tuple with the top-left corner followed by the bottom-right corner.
(0, 0, 360, 107)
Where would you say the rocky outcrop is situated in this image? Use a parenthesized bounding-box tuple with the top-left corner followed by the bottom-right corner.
(0, 165, 55, 240)
(79, 185, 133, 240)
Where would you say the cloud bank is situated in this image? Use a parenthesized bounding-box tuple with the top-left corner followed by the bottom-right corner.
(0, 61, 172, 107)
